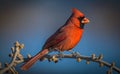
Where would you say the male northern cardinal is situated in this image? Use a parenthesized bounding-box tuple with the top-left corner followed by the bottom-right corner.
(21, 8, 89, 70)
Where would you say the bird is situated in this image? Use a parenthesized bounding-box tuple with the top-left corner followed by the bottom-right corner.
(21, 8, 89, 70)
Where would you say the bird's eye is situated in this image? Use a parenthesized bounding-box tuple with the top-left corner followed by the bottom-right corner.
(78, 16, 85, 22)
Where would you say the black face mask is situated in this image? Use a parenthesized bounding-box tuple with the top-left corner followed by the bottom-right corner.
(78, 16, 85, 29)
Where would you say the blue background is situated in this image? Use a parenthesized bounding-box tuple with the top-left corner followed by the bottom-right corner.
(0, 0, 120, 74)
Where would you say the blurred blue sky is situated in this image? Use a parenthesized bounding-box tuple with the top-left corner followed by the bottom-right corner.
(0, 0, 120, 74)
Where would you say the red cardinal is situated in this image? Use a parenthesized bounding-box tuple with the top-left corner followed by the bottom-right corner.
(21, 8, 89, 70)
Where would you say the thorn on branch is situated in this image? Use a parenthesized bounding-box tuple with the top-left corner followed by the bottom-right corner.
(98, 54, 103, 60)
(99, 62, 104, 67)
(19, 44, 24, 49)
(0, 62, 2, 69)
(86, 60, 90, 64)
(27, 54, 32, 59)
(11, 47, 14, 53)
(14, 41, 20, 47)
(51, 56, 58, 63)
(107, 62, 115, 74)
(76, 58, 81, 62)
(111, 62, 115, 67)
(91, 54, 95, 60)
(107, 70, 112, 74)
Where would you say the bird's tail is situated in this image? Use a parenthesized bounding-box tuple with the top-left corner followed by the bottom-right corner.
(21, 49, 49, 70)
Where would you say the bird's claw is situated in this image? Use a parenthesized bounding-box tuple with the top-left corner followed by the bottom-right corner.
(58, 52, 64, 60)
(72, 52, 79, 57)
(49, 48, 54, 52)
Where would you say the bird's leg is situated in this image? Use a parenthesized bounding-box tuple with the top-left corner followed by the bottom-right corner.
(58, 51, 64, 60)
(68, 50, 79, 57)
(68, 50, 75, 54)
(49, 48, 54, 52)
(53, 48, 64, 60)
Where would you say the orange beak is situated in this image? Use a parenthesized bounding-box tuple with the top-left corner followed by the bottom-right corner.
(81, 18, 90, 24)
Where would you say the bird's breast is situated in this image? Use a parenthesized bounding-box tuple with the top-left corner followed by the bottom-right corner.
(59, 27, 83, 51)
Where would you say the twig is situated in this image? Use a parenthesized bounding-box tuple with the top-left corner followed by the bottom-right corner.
(0, 41, 24, 74)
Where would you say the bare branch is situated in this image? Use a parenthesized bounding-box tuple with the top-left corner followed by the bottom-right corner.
(0, 41, 120, 74)
(0, 41, 24, 74)
(41, 52, 120, 73)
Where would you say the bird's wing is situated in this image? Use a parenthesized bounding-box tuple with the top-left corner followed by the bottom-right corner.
(43, 28, 66, 49)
